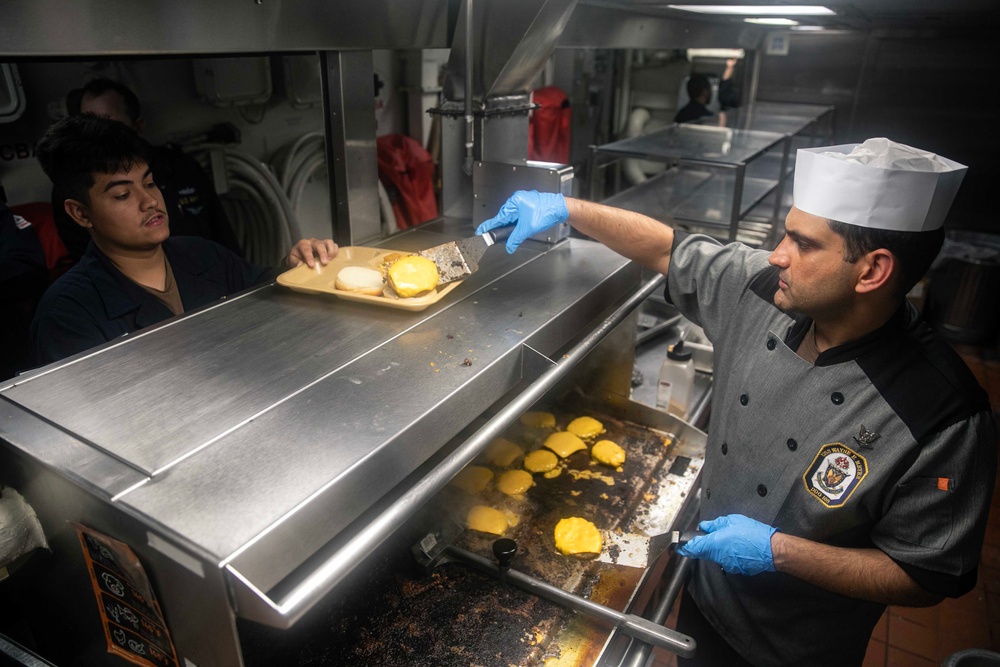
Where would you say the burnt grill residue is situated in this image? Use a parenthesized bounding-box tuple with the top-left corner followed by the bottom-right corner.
(240, 409, 680, 666)
(241, 548, 564, 667)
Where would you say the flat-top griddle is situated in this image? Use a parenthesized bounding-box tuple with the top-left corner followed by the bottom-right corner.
(241, 406, 704, 666)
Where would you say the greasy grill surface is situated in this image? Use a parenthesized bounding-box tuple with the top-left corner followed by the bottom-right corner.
(240, 409, 681, 667)
(241, 548, 568, 667)
(455, 411, 677, 584)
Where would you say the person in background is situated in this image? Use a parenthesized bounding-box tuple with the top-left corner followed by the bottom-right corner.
(476, 138, 995, 666)
(31, 115, 336, 366)
(674, 58, 741, 124)
(0, 183, 48, 380)
(674, 73, 714, 124)
(717, 57, 742, 111)
(53, 78, 243, 262)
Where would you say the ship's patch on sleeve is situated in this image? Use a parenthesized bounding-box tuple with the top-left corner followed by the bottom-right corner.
(803, 443, 869, 508)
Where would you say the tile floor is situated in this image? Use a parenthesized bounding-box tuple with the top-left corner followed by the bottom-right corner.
(652, 340, 1000, 667)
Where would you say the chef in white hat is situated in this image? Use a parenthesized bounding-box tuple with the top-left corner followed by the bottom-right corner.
(479, 138, 995, 666)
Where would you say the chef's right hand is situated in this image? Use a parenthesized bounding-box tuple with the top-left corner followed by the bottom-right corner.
(475, 190, 569, 254)
(677, 514, 777, 576)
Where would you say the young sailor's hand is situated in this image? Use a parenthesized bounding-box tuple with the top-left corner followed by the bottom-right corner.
(678, 514, 778, 576)
(288, 238, 338, 269)
(475, 190, 569, 254)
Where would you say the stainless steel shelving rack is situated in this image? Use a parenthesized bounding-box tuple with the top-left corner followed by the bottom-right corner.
(689, 102, 835, 240)
(751, 101, 835, 142)
(589, 123, 790, 248)
(589, 102, 835, 249)
(696, 103, 836, 174)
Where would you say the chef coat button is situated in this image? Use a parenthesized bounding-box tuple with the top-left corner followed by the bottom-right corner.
(757, 484, 767, 497)
(721, 442, 728, 455)
(787, 438, 798, 451)
(705, 488, 712, 500)
(766, 339, 776, 351)
(831, 392, 844, 405)
(740, 394, 749, 406)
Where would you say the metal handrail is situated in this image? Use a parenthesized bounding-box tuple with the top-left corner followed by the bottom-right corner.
(227, 273, 667, 628)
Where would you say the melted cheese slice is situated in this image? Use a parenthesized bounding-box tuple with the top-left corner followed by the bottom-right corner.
(467, 505, 507, 535)
(543, 432, 587, 458)
(450, 466, 493, 494)
(524, 449, 558, 473)
(387, 255, 439, 297)
(485, 438, 524, 467)
(591, 440, 626, 467)
(553, 517, 602, 556)
(566, 416, 605, 440)
(496, 469, 534, 496)
(567, 468, 615, 486)
(519, 411, 556, 429)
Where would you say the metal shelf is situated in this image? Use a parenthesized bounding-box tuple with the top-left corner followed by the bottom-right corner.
(590, 122, 791, 247)
(601, 164, 780, 247)
(593, 123, 785, 166)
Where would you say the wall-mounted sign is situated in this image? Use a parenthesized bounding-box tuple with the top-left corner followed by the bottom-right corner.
(766, 33, 791, 56)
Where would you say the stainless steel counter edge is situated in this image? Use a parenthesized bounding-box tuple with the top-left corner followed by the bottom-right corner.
(225, 274, 668, 628)
(0, 282, 271, 393)
(0, 397, 147, 500)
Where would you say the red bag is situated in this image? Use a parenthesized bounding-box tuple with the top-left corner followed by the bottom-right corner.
(528, 86, 571, 165)
(10, 202, 73, 280)
(376, 134, 438, 229)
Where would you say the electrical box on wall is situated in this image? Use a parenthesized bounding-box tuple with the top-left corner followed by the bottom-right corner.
(282, 55, 322, 109)
(193, 57, 272, 107)
(473, 160, 574, 245)
(0, 64, 26, 123)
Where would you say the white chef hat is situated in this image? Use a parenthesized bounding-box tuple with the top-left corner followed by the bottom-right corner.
(793, 138, 967, 232)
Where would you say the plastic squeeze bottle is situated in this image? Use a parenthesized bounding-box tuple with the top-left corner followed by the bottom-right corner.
(656, 339, 695, 419)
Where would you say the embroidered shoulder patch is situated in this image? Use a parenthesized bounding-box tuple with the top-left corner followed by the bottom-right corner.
(803, 443, 868, 508)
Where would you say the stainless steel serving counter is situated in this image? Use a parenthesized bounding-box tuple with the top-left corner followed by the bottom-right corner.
(0, 220, 651, 666)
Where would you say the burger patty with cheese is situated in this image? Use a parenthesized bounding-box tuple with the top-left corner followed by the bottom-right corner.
(385, 255, 439, 298)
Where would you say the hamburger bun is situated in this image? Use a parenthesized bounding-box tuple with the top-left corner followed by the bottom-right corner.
(335, 266, 384, 296)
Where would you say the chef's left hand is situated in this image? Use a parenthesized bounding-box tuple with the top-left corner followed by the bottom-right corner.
(677, 514, 777, 576)
(288, 238, 338, 269)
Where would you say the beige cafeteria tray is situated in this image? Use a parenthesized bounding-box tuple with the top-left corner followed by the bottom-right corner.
(276, 246, 463, 312)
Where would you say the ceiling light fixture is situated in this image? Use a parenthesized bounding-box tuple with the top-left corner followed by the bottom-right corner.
(668, 5, 835, 16)
(745, 17, 800, 25)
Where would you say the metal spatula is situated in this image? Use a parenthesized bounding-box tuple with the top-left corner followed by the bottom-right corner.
(418, 226, 513, 285)
(598, 529, 705, 569)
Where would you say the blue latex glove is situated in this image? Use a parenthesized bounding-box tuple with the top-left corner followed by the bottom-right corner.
(677, 514, 778, 576)
(475, 190, 569, 254)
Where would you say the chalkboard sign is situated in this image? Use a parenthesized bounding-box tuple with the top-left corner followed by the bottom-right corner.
(74, 525, 179, 667)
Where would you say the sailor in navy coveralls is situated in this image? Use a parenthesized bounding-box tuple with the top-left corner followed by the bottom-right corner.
(478, 138, 996, 666)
